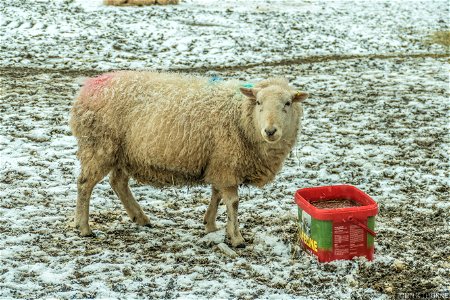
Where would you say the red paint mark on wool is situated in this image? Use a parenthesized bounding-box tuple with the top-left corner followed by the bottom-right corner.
(79, 73, 115, 109)
(85, 73, 114, 93)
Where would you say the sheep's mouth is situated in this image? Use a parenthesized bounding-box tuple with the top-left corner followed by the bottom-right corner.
(260, 128, 282, 143)
(262, 134, 281, 143)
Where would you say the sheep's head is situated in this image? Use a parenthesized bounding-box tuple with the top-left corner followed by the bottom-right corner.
(240, 82, 308, 144)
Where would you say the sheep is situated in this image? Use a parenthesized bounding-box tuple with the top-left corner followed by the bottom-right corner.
(70, 71, 308, 248)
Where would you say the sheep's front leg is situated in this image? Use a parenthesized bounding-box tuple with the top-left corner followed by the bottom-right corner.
(204, 186, 221, 233)
(221, 186, 245, 248)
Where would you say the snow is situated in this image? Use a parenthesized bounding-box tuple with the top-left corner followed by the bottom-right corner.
(1, 0, 449, 299)
(0, 0, 448, 71)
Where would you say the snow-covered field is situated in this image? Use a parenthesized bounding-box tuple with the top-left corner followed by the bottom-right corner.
(0, 0, 449, 299)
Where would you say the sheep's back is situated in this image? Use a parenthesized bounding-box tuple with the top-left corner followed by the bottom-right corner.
(108, 72, 243, 183)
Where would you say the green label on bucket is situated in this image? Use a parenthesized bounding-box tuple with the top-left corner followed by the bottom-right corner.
(299, 208, 333, 252)
(299, 209, 317, 252)
(311, 218, 333, 251)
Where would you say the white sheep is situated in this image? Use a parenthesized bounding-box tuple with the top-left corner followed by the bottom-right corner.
(70, 71, 308, 247)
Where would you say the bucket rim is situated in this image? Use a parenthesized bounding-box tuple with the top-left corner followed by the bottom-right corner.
(295, 184, 378, 221)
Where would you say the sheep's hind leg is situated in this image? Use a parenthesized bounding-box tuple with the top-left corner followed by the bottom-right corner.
(75, 160, 111, 237)
(109, 168, 150, 226)
(203, 186, 221, 233)
(221, 186, 245, 248)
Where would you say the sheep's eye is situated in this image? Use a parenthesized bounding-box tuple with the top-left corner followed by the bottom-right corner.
(256, 101, 261, 106)
(285, 102, 291, 107)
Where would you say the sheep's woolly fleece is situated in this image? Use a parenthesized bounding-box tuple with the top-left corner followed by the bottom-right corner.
(71, 72, 302, 188)
(0, 0, 449, 299)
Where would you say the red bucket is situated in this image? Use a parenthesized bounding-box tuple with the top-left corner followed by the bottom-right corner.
(295, 185, 378, 262)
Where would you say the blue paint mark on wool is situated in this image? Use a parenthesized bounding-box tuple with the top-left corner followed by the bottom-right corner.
(208, 76, 254, 90)
(208, 76, 254, 100)
(208, 76, 223, 83)
(241, 83, 254, 88)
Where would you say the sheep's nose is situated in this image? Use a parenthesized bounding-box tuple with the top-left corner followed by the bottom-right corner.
(265, 128, 277, 137)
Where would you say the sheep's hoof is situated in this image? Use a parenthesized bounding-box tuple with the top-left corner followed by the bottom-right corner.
(79, 228, 94, 237)
(133, 214, 151, 226)
(235, 242, 246, 248)
(131, 215, 150, 226)
(226, 236, 246, 248)
(205, 224, 219, 234)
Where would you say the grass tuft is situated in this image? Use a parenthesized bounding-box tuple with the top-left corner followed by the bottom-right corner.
(429, 31, 450, 48)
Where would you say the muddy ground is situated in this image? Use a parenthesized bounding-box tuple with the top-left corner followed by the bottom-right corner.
(1, 55, 449, 299)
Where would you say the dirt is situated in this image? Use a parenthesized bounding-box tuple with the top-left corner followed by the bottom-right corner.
(1, 52, 449, 77)
(310, 199, 361, 209)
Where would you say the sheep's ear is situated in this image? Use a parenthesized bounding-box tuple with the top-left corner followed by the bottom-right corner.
(240, 87, 260, 99)
(292, 91, 309, 103)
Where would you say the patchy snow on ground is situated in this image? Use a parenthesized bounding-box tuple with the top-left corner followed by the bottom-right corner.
(0, 0, 448, 71)
(0, 0, 449, 299)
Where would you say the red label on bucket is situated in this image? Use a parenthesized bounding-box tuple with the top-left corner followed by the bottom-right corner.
(333, 221, 366, 259)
